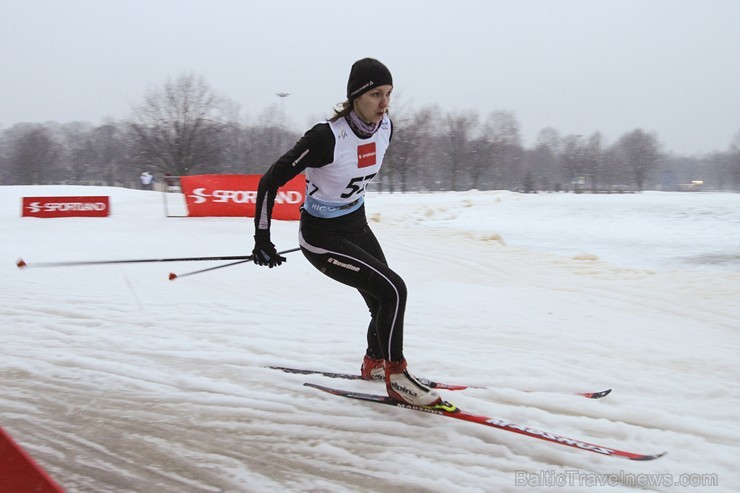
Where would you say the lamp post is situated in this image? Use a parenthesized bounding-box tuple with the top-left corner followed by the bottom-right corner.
(276, 92, 290, 129)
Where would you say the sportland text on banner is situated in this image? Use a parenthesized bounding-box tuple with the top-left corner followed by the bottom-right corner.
(179, 174, 304, 219)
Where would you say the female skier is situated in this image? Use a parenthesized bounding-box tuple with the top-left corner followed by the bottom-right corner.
(252, 58, 441, 407)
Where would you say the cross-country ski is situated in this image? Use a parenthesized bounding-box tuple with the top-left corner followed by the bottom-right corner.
(305, 383, 665, 461)
(270, 365, 612, 398)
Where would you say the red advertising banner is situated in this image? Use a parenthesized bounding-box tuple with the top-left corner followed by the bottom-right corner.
(22, 196, 110, 218)
(180, 174, 304, 220)
(0, 427, 66, 492)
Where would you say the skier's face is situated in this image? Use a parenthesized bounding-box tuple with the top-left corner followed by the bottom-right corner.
(353, 85, 392, 124)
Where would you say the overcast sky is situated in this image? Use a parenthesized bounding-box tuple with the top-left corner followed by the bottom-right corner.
(2, 0, 739, 155)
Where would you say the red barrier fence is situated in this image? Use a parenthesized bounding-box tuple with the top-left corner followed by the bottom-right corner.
(22, 196, 110, 218)
(0, 427, 65, 492)
(179, 174, 303, 219)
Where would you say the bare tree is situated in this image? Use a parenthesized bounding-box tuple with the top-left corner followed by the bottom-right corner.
(383, 105, 437, 192)
(560, 135, 589, 191)
(58, 122, 94, 183)
(91, 123, 128, 185)
(466, 136, 490, 190)
(129, 73, 226, 176)
(617, 129, 660, 191)
(3, 124, 60, 184)
(730, 129, 740, 190)
(731, 129, 740, 152)
(584, 133, 604, 192)
(528, 127, 562, 191)
(601, 145, 632, 189)
(444, 110, 478, 191)
(480, 111, 522, 189)
(217, 102, 254, 174)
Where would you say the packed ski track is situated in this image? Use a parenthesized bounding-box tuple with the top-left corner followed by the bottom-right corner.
(3, 186, 739, 492)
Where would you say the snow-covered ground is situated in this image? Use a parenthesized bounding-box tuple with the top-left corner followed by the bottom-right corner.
(2, 185, 739, 493)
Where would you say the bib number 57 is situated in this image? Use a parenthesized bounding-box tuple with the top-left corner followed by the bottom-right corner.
(341, 173, 377, 199)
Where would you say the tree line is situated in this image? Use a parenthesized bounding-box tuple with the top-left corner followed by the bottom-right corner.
(2, 74, 739, 192)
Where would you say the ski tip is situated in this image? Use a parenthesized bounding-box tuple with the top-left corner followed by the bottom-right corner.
(631, 451, 668, 461)
(303, 382, 326, 390)
(581, 388, 612, 399)
(16, 258, 27, 269)
(304, 382, 341, 395)
(270, 366, 305, 374)
(168, 272, 177, 281)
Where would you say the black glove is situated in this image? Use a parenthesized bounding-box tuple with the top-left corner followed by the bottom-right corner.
(252, 231, 286, 268)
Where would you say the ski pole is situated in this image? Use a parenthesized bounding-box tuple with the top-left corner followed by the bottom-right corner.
(16, 251, 293, 270)
(168, 247, 301, 281)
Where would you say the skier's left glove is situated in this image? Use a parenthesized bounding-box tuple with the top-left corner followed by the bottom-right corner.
(252, 230, 286, 268)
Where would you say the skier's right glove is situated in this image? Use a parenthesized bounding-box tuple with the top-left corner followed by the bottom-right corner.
(252, 231, 286, 268)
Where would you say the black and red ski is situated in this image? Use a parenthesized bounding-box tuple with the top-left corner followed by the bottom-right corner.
(270, 366, 611, 398)
(270, 365, 472, 390)
(304, 383, 665, 461)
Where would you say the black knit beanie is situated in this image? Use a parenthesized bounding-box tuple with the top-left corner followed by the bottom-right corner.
(346, 58, 393, 101)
